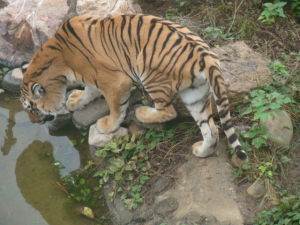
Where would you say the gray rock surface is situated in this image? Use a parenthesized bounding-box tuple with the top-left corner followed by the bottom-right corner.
(77, 0, 141, 16)
(262, 110, 293, 147)
(247, 178, 266, 199)
(154, 197, 179, 217)
(213, 41, 272, 94)
(156, 143, 244, 225)
(151, 176, 173, 194)
(73, 97, 109, 129)
(1, 68, 23, 92)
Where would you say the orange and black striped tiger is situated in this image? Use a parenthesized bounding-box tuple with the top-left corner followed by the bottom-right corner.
(20, 14, 247, 161)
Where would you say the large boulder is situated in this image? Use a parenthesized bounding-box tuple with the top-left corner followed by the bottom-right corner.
(0, 0, 70, 67)
(262, 110, 293, 147)
(0, 0, 142, 67)
(213, 41, 272, 95)
(76, 0, 142, 16)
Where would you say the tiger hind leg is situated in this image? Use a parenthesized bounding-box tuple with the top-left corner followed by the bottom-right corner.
(66, 85, 101, 111)
(180, 86, 219, 157)
(135, 82, 177, 123)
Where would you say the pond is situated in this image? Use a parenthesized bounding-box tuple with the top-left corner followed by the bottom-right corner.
(0, 92, 109, 225)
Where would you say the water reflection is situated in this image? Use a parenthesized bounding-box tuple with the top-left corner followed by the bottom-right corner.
(0, 93, 102, 225)
(0, 94, 19, 155)
(15, 141, 95, 225)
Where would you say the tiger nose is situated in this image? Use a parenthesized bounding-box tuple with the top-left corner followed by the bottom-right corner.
(22, 101, 32, 110)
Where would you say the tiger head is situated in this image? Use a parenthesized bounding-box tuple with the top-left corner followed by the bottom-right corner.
(20, 51, 70, 123)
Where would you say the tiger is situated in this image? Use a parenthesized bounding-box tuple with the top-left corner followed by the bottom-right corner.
(20, 14, 247, 161)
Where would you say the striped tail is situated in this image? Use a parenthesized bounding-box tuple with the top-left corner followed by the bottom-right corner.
(208, 65, 247, 161)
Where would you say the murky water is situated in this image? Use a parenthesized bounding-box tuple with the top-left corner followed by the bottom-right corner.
(0, 92, 107, 225)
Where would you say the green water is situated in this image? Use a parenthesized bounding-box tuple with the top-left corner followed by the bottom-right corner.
(0, 93, 108, 225)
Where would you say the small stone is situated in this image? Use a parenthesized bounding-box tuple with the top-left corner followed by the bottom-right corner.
(154, 197, 178, 217)
(73, 97, 109, 129)
(81, 206, 95, 219)
(11, 68, 23, 80)
(231, 154, 245, 169)
(128, 121, 144, 136)
(247, 178, 266, 198)
(204, 216, 222, 225)
(151, 176, 173, 194)
(88, 125, 128, 147)
(1, 68, 22, 92)
(180, 211, 205, 225)
(262, 110, 293, 147)
(0, 89, 4, 94)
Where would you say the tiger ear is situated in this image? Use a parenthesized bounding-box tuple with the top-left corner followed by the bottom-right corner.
(32, 83, 45, 99)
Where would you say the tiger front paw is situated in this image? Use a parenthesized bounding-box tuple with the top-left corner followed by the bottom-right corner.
(66, 90, 84, 111)
(96, 115, 120, 134)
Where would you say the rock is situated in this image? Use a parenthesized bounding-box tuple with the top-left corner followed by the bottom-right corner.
(0, 88, 4, 94)
(180, 211, 205, 225)
(151, 176, 173, 194)
(103, 184, 134, 225)
(213, 41, 272, 95)
(88, 124, 128, 147)
(73, 97, 109, 129)
(0, 0, 70, 66)
(81, 206, 95, 219)
(231, 154, 245, 169)
(156, 141, 244, 225)
(154, 197, 179, 217)
(11, 67, 23, 80)
(128, 121, 144, 136)
(204, 216, 223, 225)
(262, 110, 293, 147)
(247, 178, 266, 199)
(133, 206, 154, 223)
(1, 68, 23, 92)
(77, 0, 142, 17)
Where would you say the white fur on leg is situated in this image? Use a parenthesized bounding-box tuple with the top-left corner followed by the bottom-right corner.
(192, 141, 216, 158)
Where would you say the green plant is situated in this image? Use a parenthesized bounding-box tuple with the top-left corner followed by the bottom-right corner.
(258, 1, 287, 24)
(241, 126, 271, 149)
(258, 161, 277, 179)
(204, 26, 233, 40)
(92, 123, 193, 210)
(255, 195, 300, 225)
(242, 89, 292, 123)
(0, 66, 9, 79)
(270, 60, 289, 83)
(289, 0, 300, 21)
(62, 173, 94, 205)
(93, 129, 174, 210)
